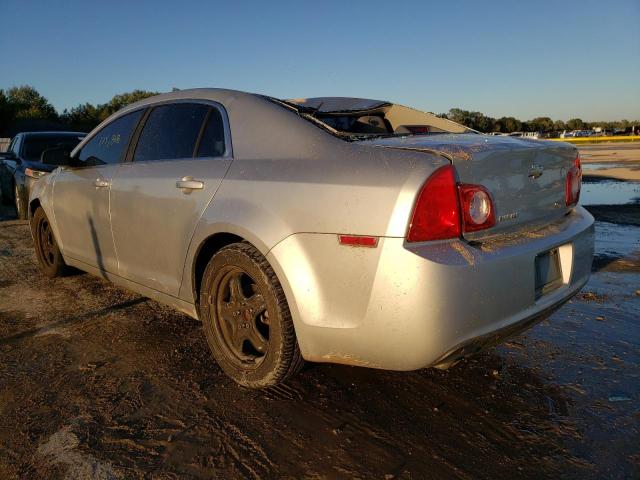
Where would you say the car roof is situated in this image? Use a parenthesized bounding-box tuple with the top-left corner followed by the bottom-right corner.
(120, 88, 257, 113)
(118, 89, 391, 115)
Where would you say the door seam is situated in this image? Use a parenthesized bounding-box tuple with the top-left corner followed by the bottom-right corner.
(177, 159, 234, 298)
(108, 165, 120, 272)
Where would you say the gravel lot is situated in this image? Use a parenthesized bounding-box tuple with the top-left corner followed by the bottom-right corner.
(0, 151, 639, 479)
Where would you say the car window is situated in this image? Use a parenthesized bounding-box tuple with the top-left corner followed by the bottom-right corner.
(133, 103, 209, 162)
(7, 136, 17, 154)
(9, 135, 21, 155)
(196, 108, 226, 157)
(22, 135, 85, 162)
(77, 110, 144, 167)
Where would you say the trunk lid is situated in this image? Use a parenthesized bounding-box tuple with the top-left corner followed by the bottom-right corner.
(361, 134, 578, 240)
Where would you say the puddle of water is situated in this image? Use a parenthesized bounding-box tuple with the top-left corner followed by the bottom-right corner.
(580, 181, 640, 205)
(583, 162, 629, 170)
(594, 221, 640, 259)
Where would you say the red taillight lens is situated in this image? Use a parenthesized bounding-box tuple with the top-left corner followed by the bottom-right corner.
(458, 184, 496, 232)
(566, 153, 582, 206)
(407, 165, 461, 242)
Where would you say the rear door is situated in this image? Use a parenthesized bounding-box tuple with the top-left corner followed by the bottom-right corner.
(52, 110, 144, 272)
(109, 101, 232, 296)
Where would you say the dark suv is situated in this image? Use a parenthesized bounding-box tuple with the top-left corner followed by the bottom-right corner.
(0, 131, 85, 219)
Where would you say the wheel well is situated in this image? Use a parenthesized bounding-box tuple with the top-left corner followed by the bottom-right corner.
(29, 198, 41, 217)
(193, 232, 243, 303)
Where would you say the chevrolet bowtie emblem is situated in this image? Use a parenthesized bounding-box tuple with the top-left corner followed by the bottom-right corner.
(528, 164, 544, 179)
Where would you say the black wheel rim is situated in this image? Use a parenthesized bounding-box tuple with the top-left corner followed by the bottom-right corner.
(214, 267, 270, 367)
(38, 217, 56, 267)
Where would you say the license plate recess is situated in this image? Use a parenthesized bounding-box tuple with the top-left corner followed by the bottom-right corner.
(535, 248, 562, 299)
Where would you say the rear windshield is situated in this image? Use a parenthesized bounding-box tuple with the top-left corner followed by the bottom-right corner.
(267, 97, 473, 141)
(22, 135, 85, 161)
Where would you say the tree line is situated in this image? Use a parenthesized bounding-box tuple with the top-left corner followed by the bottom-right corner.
(0, 85, 158, 136)
(439, 108, 637, 134)
(1, 85, 637, 136)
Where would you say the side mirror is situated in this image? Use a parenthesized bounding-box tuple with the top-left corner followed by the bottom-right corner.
(41, 147, 71, 166)
(0, 151, 17, 160)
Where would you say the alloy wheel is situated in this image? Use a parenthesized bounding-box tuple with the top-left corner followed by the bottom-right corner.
(37, 217, 56, 267)
(215, 267, 270, 366)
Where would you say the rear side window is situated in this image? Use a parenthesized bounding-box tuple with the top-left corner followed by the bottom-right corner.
(197, 108, 226, 157)
(133, 103, 209, 162)
(77, 110, 143, 167)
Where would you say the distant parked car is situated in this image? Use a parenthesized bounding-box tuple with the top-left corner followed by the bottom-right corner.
(0, 131, 86, 219)
(29, 89, 593, 388)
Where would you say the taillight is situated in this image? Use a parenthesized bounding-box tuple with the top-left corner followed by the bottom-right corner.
(458, 184, 495, 232)
(565, 153, 582, 206)
(407, 165, 461, 242)
(407, 165, 496, 242)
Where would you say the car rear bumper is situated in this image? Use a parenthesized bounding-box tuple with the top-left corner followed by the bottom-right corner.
(267, 206, 594, 370)
(430, 293, 572, 369)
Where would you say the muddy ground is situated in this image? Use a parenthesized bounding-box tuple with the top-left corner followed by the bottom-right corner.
(1, 175, 639, 479)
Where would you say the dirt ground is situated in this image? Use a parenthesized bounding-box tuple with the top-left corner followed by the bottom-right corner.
(1, 151, 639, 479)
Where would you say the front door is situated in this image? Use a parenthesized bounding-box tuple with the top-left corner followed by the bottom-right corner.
(110, 102, 232, 296)
(52, 109, 144, 272)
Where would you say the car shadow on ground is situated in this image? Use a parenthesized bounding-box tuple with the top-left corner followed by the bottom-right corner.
(0, 297, 148, 347)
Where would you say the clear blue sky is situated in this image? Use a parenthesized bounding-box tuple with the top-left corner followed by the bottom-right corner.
(1, 0, 638, 121)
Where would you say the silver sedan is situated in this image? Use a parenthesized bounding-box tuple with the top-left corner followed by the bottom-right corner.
(29, 89, 594, 388)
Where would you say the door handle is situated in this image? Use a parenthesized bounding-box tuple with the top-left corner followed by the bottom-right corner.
(94, 178, 111, 188)
(176, 176, 204, 190)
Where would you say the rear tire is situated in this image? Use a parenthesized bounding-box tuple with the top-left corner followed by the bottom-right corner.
(199, 242, 304, 388)
(31, 207, 67, 277)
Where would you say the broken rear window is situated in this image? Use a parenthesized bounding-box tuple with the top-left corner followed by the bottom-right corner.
(266, 96, 474, 141)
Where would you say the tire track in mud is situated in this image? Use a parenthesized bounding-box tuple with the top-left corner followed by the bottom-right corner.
(216, 418, 275, 480)
(262, 382, 303, 401)
(151, 413, 276, 480)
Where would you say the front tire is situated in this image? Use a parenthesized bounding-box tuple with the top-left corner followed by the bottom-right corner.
(199, 242, 304, 388)
(31, 207, 67, 277)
